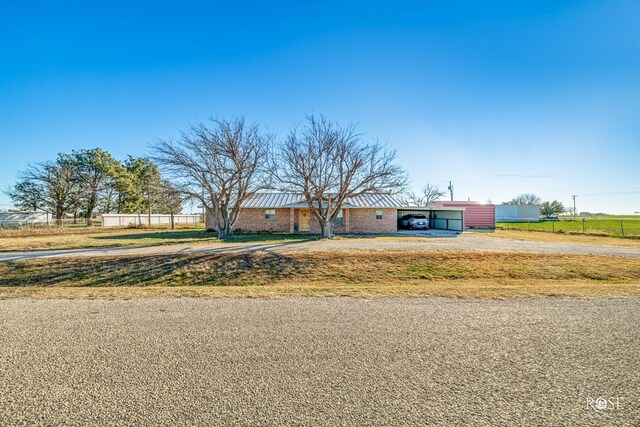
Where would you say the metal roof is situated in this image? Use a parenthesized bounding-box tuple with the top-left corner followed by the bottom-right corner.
(240, 192, 402, 209)
(240, 193, 302, 208)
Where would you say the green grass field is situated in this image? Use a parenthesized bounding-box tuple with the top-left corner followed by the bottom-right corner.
(497, 215, 640, 238)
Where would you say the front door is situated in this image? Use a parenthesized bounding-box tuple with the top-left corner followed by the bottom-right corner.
(299, 209, 310, 232)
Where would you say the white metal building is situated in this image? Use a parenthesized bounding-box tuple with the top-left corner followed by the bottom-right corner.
(495, 205, 540, 223)
(0, 211, 53, 227)
(101, 214, 202, 227)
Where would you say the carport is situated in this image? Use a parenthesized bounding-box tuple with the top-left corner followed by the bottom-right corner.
(397, 207, 464, 232)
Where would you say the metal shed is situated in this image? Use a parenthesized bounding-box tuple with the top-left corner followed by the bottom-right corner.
(428, 201, 496, 229)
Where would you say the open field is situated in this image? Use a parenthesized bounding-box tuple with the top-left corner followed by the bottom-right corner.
(498, 216, 640, 238)
(480, 229, 640, 247)
(2, 250, 639, 299)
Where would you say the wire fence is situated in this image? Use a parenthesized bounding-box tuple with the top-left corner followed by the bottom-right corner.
(497, 219, 640, 238)
(0, 218, 102, 229)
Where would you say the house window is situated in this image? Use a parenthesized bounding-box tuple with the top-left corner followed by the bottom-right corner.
(375, 209, 383, 220)
(265, 209, 276, 220)
(333, 209, 344, 226)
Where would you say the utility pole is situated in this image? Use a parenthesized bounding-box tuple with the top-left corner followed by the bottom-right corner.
(146, 177, 152, 227)
(571, 194, 577, 218)
(448, 181, 454, 201)
(202, 187, 205, 224)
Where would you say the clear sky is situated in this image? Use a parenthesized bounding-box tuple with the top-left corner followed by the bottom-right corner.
(1, 1, 639, 213)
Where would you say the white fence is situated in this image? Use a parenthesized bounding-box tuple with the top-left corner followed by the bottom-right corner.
(0, 211, 54, 228)
(100, 214, 202, 227)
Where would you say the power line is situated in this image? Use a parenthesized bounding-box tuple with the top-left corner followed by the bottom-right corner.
(577, 190, 640, 197)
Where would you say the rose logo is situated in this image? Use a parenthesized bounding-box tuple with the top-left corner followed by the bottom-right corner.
(595, 397, 608, 410)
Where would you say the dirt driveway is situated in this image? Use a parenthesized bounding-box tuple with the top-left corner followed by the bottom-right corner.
(1, 233, 639, 262)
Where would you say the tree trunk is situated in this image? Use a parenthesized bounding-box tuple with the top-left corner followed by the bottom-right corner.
(86, 208, 94, 226)
(320, 219, 332, 239)
(170, 212, 175, 230)
(217, 226, 229, 239)
(56, 204, 64, 226)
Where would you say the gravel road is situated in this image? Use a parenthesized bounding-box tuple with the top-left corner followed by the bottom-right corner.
(1, 233, 639, 262)
(1, 297, 638, 426)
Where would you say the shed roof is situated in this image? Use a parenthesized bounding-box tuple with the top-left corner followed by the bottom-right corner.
(241, 192, 402, 209)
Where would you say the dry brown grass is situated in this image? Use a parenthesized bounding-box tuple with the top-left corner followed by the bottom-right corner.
(475, 229, 640, 247)
(0, 226, 218, 251)
(2, 250, 638, 299)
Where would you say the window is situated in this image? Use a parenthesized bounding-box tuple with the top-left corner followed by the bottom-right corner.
(333, 209, 344, 226)
(265, 209, 276, 220)
(375, 210, 383, 220)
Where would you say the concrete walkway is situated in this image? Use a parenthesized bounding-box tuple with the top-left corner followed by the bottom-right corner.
(1, 234, 639, 262)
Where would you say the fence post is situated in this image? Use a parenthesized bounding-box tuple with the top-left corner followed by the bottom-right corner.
(552, 222, 555, 233)
(621, 221, 625, 237)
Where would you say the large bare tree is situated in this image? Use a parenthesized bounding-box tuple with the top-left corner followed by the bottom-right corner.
(153, 118, 270, 238)
(405, 183, 446, 207)
(272, 115, 406, 238)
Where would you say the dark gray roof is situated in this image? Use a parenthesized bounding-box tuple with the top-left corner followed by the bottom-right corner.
(241, 193, 401, 209)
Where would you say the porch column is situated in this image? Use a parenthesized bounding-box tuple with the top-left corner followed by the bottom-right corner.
(345, 209, 350, 233)
(289, 208, 294, 233)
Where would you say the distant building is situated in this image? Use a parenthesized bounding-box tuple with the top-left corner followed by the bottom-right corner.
(0, 211, 53, 227)
(495, 205, 540, 223)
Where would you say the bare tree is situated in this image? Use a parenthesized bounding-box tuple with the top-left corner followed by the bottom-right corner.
(5, 180, 44, 212)
(406, 183, 446, 207)
(152, 118, 270, 238)
(21, 155, 82, 224)
(271, 115, 406, 238)
(154, 180, 187, 230)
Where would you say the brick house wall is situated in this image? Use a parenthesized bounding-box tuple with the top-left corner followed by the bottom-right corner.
(206, 208, 292, 232)
(348, 208, 397, 234)
(233, 208, 292, 232)
(208, 207, 398, 234)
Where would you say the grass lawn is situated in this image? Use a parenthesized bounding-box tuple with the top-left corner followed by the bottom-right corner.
(480, 229, 640, 247)
(498, 216, 640, 238)
(0, 226, 319, 251)
(2, 250, 639, 299)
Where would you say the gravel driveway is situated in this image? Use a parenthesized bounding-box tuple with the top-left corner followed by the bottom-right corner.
(1, 297, 638, 426)
(1, 234, 639, 262)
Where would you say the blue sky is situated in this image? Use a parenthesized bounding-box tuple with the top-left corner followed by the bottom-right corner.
(1, 0, 639, 213)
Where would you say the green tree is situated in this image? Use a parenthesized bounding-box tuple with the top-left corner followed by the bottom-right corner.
(106, 156, 162, 215)
(71, 148, 121, 224)
(540, 200, 565, 217)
